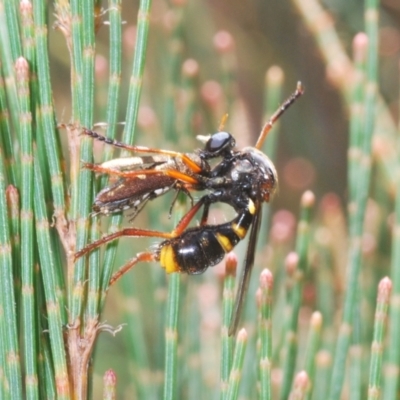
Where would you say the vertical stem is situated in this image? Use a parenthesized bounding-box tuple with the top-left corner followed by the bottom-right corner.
(0, 87, 22, 400)
(0, 0, 21, 137)
(0, 62, 17, 186)
(220, 254, 237, 400)
(70, 0, 83, 120)
(33, 154, 70, 399)
(163, 273, 180, 400)
(382, 63, 400, 400)
(304, 312, 323, 400)
(16, 57, 38, 400)
(101, 0, 153, 300)
(280, 191, 314, 400)
(225, 329, 248, 400)
(328, 0, 379, 398)
(258, 269, 273, 400)
(98, 0, 122, 302)
(33, 0, 67, 239)
(367, 278, 391, 400)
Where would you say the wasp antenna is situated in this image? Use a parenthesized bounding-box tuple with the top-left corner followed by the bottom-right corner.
(296, 81, 305, 94)
(255, 82, 304, 150)
(218, 113, 229, 131)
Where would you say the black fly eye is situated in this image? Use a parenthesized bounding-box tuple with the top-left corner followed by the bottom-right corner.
(205, 131, 235, 155)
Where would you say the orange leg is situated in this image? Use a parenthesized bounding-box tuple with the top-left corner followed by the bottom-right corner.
(60, 123, 204, 173)
(77, 126, 204, 173)
(74, 228, 173, 260)
(107, 197, 210, 285)
(75, 198, 206, 260)
(109, 252, 156, 285)
(82, 162, 202, 185)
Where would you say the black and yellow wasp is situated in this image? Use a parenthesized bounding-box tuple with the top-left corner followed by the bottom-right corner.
(75, 82, 304, 335)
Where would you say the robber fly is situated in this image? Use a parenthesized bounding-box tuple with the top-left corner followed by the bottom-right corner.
(76, 82, 304, 335)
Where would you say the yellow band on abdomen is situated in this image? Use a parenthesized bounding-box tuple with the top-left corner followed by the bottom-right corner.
(160, 245, 180, 273)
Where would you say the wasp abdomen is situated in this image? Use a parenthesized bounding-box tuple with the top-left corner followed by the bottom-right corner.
(159, 201, 255, 275)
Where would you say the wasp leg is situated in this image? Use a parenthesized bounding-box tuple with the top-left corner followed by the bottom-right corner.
(77, 126, 204, 173)
(82, 162, 202, 185)
(109, 251, 157, 285)
(127, 196, 151, 223)
(168, 185, 194, 219)
(109, 197, 211, 284)
(75, 198, 206, 260)
(200, 202, 210, 226)
(60, 123, 204, 173)
(74, 228, 173, 260)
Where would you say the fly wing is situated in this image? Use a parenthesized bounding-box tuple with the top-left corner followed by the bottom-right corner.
(93, 174, 176, 215)
(228, 200, 262, 336)
(100, 156, 169, 171)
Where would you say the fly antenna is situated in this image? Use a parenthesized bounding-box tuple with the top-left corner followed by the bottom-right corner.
(255, 81, 304, 150)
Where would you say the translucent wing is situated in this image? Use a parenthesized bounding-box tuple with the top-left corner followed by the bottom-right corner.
(228, 200, 263, 336)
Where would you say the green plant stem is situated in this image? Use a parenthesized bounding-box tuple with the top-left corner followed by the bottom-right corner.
(102, 0, 122, 163)
(381, 61, 400, 400)
(86, 212, 101, 319)
(220, 255, 236, 400)
(0, 0, 20, 136)
(280, 191, 314, 400)
(349, 342, 362, 400)
(248, 66, 283, 332)
(80, 0, 99, 329)
(348, 34, 367, 201)
(81, 0, 95, 127)
(6, 186, 20, 314)
(4, 1, 21, 65)
(0, 110, 22, 400)
(16, 57, 38, 400)
(328, 1, 379, 398)
(185, 279, 201, 400)
(163, 273, 180, 400)
(40, 338, 57, 399)
(70, 0, 83, 119)
(258, 269, 273, 400)
(0, 53, 17, 187)
(123, 0, 152, 143)
(225, 329, 248, 400)
(72, 0, 96, 328)
(101, 0, 152, 299)
(304, 312, 323, 400)
(349, 302, 363, 400)
(99, 0, 122, 303)
(34, 153, 70, 398)
(33, 0, 67, 237)
(367, 278, 391, 400)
